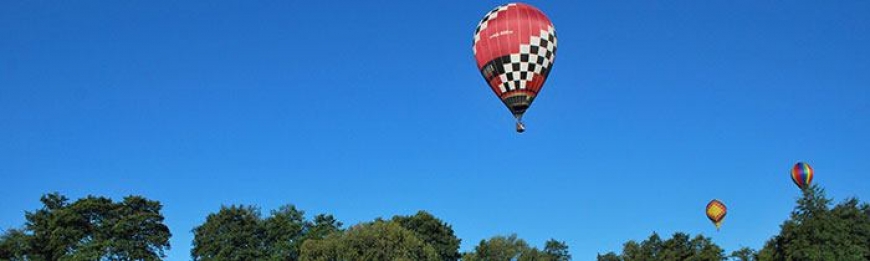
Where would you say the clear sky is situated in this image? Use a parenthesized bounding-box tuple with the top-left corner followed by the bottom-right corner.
(1, 1, 868, 260)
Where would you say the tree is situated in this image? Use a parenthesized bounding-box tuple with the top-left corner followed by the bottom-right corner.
(597, 232, 725, 261)
(20, 193, 78, 260)
(392, 211, 461, 261)
(617, 233, 661, 261)
(300, 220, 440, 261)
(660, 233, 693, 260)
(596, 252, 621, 261)
(462, 234, 529, 261)
(461, 234, 566, 261)
(544, 239, 571, 261)
(107, 196, 173, 260)
(0, 229, 30, 259)
(191, 204, 342, 261)
(827, 198, 870, 259)
(685, 234, 726, 261)
(730, 247, 757, 261)
(758, 185, 870, 261)
(620, 240, 644, 261)
(296, 232, 340, 261)
(192, 205, 267, 261)
(303, 214, 342, 241)
(263, 205, 307, 261)
(0, 193, 171, 261)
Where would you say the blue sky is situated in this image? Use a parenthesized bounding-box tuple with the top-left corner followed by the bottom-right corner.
(1, 1, 868, 260)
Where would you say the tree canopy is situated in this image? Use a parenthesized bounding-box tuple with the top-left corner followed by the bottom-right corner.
(391, 211, 461, 261)
(191, 204, 341, 261)
(461, 234, 571, 261)
(598, 184, 870, 261)
(0, 193, 171, 261)
(757, 185, 870, 261)
(596, 232, 725, 261)
(6, 183, 868, 261)
(300, 220, 440, 261)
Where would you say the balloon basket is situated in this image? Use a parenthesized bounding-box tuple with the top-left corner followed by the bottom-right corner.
(516, 122, 526, 133)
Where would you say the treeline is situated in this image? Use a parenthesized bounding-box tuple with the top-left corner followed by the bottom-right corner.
(190, 205, 568, 260)
(2, 185, 868, 260)
(597, 185, 870, 261)
(0, 195, 568, 261)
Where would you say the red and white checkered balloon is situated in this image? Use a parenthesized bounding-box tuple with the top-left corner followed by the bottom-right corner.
(473, 3, 557, 131)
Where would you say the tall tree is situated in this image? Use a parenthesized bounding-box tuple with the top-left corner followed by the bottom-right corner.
(0, 193, 171, 261)
(263, 205, 307, 261)
(107, 196, 173, 260)
(686, 234, 726, 261)
(392, 211, 461, 261)
(615, 233, 662, 261)
(620, 240, 644, 261)
(758, 185, 870, 261)
(303, 214, 343, 241)
(192, 205, 266, 261)
(544, 239, 571, 261)
(21, 193, 77, 260)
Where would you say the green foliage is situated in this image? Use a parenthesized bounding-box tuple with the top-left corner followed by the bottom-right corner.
(544, 239, 571, 261)
(730, 247, 757, 261)
(0, 229, 30, 259)
(303, 214, 343, 242)
(109, 196, 174, 260)
(191, 204, 338, 261)
(597, 252, 621, 261)
(0, 193, 171, 261)
(391, 211, 461, 261)
(757, 185, 870, 261)
(461, 234, 529, 261)
(461, 234, 569, 261)
(599, 184, 869, 261)
(6, 195, 571, 261)
(297, 232, 340, 261)
(300, 220, 440, 261)
(597, 232, 725, 261)
(263, 205, 307, 260)
(192, 205, 267, 261)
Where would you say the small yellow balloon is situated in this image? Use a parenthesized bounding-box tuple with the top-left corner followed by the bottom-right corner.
(706, 199, 727, 231)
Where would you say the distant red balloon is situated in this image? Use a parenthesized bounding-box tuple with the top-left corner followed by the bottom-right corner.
(473, 3, 557, 133)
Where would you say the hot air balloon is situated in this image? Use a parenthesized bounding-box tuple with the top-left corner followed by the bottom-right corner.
(706, 199, 727, 231)
(472, 3, 558, 133)
(791, 162, 814, 190)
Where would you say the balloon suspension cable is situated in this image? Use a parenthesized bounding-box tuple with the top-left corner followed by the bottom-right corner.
(514, 115, 525, 133)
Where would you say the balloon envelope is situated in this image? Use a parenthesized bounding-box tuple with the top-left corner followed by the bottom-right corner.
(706, 199, 727, 230)
(472, 3, 557, 129)
(791, 162, 814, 190)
